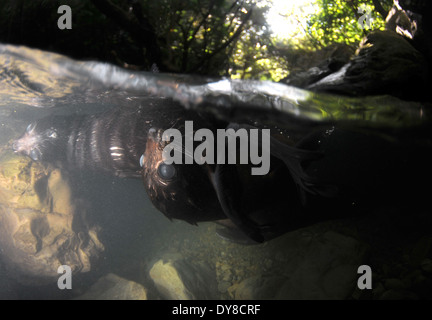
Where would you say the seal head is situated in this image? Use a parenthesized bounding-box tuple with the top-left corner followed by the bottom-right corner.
(141, 127, 226, 224)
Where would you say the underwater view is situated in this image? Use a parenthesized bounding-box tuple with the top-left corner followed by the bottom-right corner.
(0, 0, 432, 302)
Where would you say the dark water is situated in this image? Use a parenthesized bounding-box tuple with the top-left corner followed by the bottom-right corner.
(1, 43, 432, 300)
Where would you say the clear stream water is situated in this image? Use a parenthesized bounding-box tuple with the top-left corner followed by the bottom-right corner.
(1, 43, 432, 300)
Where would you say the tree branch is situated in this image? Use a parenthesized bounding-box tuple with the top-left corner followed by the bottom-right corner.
(190, 6, 254, 72)
(89, 0, 165, 70)
(346, 0, 368, 37)
(193, 0, 216, 41)
(371, 0, 389, 20)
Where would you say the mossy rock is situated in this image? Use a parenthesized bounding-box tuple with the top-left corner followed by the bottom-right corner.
(0, 150, 104, 285)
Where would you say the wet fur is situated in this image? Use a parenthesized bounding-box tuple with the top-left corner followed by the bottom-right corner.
(13, 97, 193, 177)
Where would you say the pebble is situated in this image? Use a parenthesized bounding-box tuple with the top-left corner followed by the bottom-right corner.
(222, 270, 232, 282)
(421, 259, 432, 273)
(383, 278, 405, 290)
(263, 259, 272, 270)
(275, 252, 285, 262)
(379, 289, 418, 300)
(404, 270, 424, 285)
(218, 281, 231, 293)
(372, 283, 385, 300)
(227, 283, 239, 299)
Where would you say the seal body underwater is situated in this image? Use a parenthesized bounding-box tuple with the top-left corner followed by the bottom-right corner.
(138, 120, 432, 243)
(12, 95, 432, 243)
(12, 96, 236, 232)
(12, 95, 315, 242)
(13, 97, 206, 178)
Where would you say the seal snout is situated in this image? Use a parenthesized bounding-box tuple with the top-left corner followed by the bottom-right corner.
(12, 140, 21, 152)
(12, 121, 45, 161)
(147, 127, 164, 142)
(12, 135, 42, 161)
(12, 134, 29, 153)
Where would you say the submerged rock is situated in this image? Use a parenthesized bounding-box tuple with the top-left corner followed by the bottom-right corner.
(149, 259, 192, 299)
(0, 150, 104, 285)
(232, 231, 368, 300)
(217, 281, 231, 294)
(76, 273, 147, 300)
(234, 276, 282, 300)
(421, 259, 432, 274)
(149, 254, 218, 300)
(379, 289, 418, 300)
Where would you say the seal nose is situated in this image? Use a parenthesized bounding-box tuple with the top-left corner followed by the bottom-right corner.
(12, 140, 21, 152)
(148, 128, 157, 140)
(148, 127, 164, 142)
(29, 149, 41, 161)
(139, 154, 145, 167)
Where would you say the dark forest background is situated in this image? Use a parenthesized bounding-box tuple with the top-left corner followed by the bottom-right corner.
(0, 0, 393, 80)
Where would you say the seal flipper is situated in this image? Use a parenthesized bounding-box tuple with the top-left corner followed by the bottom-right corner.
(237, 123, 339, 202)
(269, 134, 339, 201)
(212, 123, 334, 243)
(215, 228, 259, 245)
(214, 218, 260, 245)
(213, 163, 265, 243)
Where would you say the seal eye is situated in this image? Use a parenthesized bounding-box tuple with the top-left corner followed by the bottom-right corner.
(139, 154, 145, 167)
(26, 123, 36, 133)
(29, 149, 42, 161)
(157, 163, 176, 180)
(46, 129, 57, 139)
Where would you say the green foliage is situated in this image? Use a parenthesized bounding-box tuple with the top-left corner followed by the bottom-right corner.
(0, 0, 135, 63)
(305, 0, 392, 48)
(0, 0, 395, 81)
(141, 0, 274, 77)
